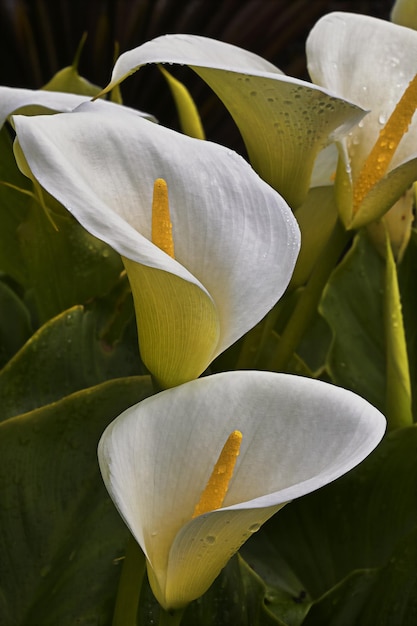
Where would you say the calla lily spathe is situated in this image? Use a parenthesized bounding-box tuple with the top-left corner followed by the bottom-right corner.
(99, 34, 365, 208)
(98, 370, 386, 610)
(13, 103, 300, 388)
(307, 12, 417, 229)
(0, 85, 153, 129)
(0, 86, 89, 128)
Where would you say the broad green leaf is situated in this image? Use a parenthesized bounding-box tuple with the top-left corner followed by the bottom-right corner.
(0, 375, 153, 626)
(18, 194, 123, 323)
(0, 125, 32, 284)
(138, 554, 295, 626)
(0, 303, 143, 421)
(159, 65, 205, 139)
(1, 121, 123, 322)
(240, 533, 311, 626)
(253, 425, 417, 621)
(320, 231, 386, 412)
(296, 310, 332, 376)
(321, 228, 414, 429)
(354, 526, 417, 625)
(304, 527, 417, 625)
(0, 279, 32, 367)
(182, 555, 292, 625)
(303, 569, 377, 626)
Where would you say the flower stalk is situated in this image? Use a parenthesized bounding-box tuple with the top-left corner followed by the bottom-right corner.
(112, 535, 146, 626)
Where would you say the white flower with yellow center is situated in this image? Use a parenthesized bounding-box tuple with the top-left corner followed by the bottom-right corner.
(307, 11, 417, 228)
(13, 103, 300, 388)
(98, 370, 385, 610)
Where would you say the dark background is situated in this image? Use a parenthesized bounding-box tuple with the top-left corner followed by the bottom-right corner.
(0, 0, 395, 146)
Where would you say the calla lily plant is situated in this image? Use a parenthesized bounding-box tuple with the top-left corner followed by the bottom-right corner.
(13, 102, 300, 388)
(307, 12, 417, 229)
(98, 370, 386, 611)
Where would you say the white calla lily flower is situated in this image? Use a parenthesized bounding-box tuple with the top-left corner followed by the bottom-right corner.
(99, 34, 365, 208)
(0, 85, 153, 129)
(0, 86, 89, 128)
(98, 370, 386, 610)
(307, 12, 417, 229)
(13, 103, 300, 388)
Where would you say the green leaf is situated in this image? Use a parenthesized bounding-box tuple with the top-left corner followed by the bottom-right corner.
(320, 231, 386, 412)
(159, 65, 205, 139)
(184, 556, 289, 626)
(305, 527, 417, 625)
(137, 555, 291, 626)
(42, 33, 102, 97)
(321, 228, 414, 429)
(0, 278, 32, 367)
(42, 66, 102, 97)
(18, 195, 124, 323)
(356, 526, 417, 625)
(0, 375, 154, 626)
(0, 303, 143, 421)
(0, 122, 123, 323)
(252, 426, 417, 622)
(398, 229, 417, 420)
(303, 569, 377, 626)
(384, 231, 413, 429)
(241, 533, 311, 626)
(0, 125, 32, 284)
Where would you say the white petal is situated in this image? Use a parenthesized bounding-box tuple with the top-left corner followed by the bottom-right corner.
(0, 85, 153, 129)
(98, 371, 385, 608)
(110, 34, 283, 78)
(0, 86, 88, 128)
(14, 103, 300, 358)
(310, 144, 338, 188)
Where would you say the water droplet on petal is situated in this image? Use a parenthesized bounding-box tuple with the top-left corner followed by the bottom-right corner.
(248, 522, 261, 533)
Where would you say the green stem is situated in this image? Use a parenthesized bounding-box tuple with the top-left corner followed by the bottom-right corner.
(112, 534, 146, 626)
(267, 219, 351, 372)
(158, 607, 185, 626)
